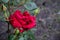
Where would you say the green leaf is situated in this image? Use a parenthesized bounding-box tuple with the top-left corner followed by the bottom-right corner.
(0, 16, 4, 20)
(2, 4, 7, 11)
(31, 28, 37, 32)
(24, 2, 37, 10)
(24, 35, 28, 40)
(3, 11, 10, 19)
(25, 0, 32, 3)
(8, 35, 14, 40)
(27, 30, 35, 40)
(23, 31, 27, 34)
(19, 36, 24, 40)
(6, 11, 10, 17)
(13, 0, 25, 6)
(2, 0, 9, 3)
(23, 31, 28, 40)
(0, 17, 6, 22)
(0, 12, 6, 22)
(8, 34, 17, 40)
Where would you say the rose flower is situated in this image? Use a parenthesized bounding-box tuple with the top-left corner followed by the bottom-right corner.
(9, 10, 36, 33)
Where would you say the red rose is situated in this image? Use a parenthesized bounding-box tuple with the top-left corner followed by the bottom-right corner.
(9, 10, 36, 33)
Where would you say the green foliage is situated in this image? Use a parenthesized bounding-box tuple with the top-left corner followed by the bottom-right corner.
(13, 0, 21, 5)
(19, 36, 24, 40)
(8, 35, 14, 40)
(8, 30, 35, 40)
(0, 12, 7, 22)
(23, 30, 35, 40)
(24, 2, 40, 16)
(18, 30, 35, 40)
(31, 28, 37, 32)
(0, 0, 37, 40)
(27, 30, 35, 40)
(24, 2, 37, 10)
(2, 0, 9, 3)
(8, 35, 17, 40)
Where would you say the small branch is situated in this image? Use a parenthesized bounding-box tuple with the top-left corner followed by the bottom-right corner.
(8, 21, 9, 33)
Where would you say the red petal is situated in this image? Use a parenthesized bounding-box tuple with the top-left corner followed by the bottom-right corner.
(23, 21, 36, 29)
(9, 15, 22, 28)
(23, 11, 30, 16)
(13, 10, 23, 17)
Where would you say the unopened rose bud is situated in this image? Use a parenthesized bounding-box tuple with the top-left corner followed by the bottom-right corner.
(2, 4, 7, 11)
(15, 29, 19, 35)
(34, 8, 40, 16)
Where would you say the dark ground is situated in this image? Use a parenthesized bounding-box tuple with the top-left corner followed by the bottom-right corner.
(0, 0, 60, 40)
